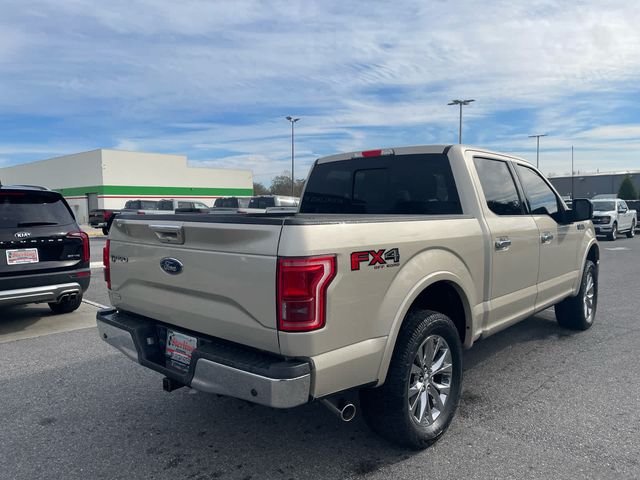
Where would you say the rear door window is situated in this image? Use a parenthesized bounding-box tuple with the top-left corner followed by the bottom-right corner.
(0, 191, 74, 228)
(300, 153, 462, 214)
(157, 200, 174, 210)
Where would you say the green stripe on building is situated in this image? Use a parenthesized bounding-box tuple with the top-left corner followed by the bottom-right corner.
(56, 185, 254, 197)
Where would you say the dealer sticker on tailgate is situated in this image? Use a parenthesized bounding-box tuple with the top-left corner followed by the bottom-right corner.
(166, 330, 197, 365)
(6, 248, 39, 265)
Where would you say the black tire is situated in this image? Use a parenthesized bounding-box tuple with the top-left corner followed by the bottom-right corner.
(607, 222, 617, 241)
(48, 293, 83, 314)
(626, 222, 635, 238)
(554, 260, 597, 331)
(360, 310, 462, 449)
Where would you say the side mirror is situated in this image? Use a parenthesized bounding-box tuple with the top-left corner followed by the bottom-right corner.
(618, 207, 626, 213)
(572, 198, 593, 222)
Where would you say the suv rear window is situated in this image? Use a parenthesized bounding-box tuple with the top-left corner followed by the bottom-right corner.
(0, 191, 74, 228)
(214, 198, 239, 208)
(249, 197, 276, 209)
(300, 153, 462, 214)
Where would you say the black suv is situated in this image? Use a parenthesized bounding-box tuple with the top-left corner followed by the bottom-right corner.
(0, 184, 90, 313)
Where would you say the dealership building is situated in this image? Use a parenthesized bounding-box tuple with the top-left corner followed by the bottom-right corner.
(548, 169, 640, 199)
(0, 149, 253, 223)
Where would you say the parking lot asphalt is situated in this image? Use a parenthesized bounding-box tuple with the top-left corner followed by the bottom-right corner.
(1, 236, 639, 479)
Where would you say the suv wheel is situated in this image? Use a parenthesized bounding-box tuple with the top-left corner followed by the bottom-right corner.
(360, 309, 462, 449)
(554, 260, 597, 330)
(48, 293, 83, 314)
(607, 222, 617, 241)
(626, 222, 636, 238)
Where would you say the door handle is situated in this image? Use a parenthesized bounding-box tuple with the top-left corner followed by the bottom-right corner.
(540, 232, 554, 244)
(149, 224, 185, 244)
(495, 237, 512, 251)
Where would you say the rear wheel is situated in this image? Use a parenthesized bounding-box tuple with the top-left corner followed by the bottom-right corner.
(360, 310, 462, 449)
(554, 260, 597, 330)
(48, 293, 83, 314)
(607, 222, 617, 241)
(626, 222, 636, 238)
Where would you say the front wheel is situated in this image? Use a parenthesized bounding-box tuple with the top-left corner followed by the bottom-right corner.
(626, 222, 636, 238)
(360, 310, 462, 449)
(554, 260, 597, 330)
(607, 223, 617, 241)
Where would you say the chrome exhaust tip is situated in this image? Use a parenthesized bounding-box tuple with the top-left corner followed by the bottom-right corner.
(321, 398, 356, 422)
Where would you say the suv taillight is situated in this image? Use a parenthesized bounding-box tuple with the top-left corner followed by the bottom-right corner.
(103, 239, 111, 289)
(67, 231, 90, 262)
(103, 210, 113, 221)
(277, 255, 336, 332)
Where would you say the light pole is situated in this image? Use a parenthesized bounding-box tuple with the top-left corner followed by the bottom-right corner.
(448, 99, 474, 143)
(286, 116, 300, 197)
(571, 145, 574, 200)
(528, 134, 547, 169)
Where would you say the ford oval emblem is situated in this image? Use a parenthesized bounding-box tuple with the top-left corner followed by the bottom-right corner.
(160, 257, 183, 275)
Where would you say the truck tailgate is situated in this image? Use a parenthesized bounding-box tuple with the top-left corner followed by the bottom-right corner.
(107, 216, 285, 353)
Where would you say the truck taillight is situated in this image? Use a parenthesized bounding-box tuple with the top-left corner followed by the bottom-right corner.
(103, 210, 113, 221)
(67, 231, 90, 262)
(277, 255, 336, 332)
(103, 239, 111, 289)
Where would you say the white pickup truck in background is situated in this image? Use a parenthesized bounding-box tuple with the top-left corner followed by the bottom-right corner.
(97, 145, 598, 449)
(591, 198, 636, 240)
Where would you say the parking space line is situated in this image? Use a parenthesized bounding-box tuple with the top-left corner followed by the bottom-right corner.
(82, 299, 108, 309)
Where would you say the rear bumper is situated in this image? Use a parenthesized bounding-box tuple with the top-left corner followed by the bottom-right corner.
(96, 308, 312, 409)
(0, 282, 83, 307)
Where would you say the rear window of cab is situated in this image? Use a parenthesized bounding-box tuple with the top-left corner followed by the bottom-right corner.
(300, 154, 462, 215)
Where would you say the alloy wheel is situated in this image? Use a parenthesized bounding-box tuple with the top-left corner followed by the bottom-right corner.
(408, 335, 452, 425)
(583, 270, 595, 323)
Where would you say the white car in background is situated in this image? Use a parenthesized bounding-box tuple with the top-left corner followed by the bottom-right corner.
(591, 198, 636, 240)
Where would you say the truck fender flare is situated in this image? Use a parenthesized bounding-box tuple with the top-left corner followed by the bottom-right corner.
(375, 270, 475, 387)
(573, 239, 599, 296)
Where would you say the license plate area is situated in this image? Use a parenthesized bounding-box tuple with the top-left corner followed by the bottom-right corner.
(165, 329, 198, 368)
(6, 248, 39, 265)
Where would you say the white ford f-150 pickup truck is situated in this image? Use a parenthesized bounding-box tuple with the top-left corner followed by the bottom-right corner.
(591, 198, 636, 240)
(97, 145, 598, 449)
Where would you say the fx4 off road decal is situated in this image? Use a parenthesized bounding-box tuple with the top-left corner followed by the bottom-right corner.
(351, 248, 400, 271)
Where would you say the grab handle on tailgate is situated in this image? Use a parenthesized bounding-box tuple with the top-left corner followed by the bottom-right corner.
(149, 224, 185, 244)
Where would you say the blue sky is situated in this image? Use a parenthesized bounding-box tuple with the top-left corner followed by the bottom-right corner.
(1, 1, 639, 183)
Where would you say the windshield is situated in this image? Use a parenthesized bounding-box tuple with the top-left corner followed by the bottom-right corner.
(0, 191, 74, 228)
(593, 201, 616, 211)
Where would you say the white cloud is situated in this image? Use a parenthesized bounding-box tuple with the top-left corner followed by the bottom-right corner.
(0, 0, 639, 179)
